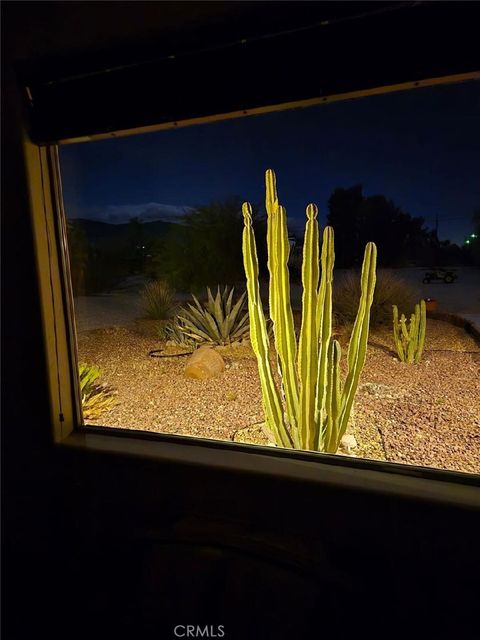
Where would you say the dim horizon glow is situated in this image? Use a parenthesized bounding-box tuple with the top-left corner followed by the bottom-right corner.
(60, 81, 480, 245)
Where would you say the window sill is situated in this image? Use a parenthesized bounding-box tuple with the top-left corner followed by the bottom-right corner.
(60, 427, 480, 509)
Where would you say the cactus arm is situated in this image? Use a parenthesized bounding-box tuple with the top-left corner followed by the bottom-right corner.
(272, 204, 300, 444)
(338, 242, 377, 443)
(407, 310, 417, 363)
(346, 243, 376, 374)
(392, 305, 406, 362)
(415, 299, 427, 363)
(242, 202, 293, 448)
(400, 315, 409, 341)
(314, 226, 335, 450)
(324, 339, 342, 453)
(297, 204, 320, 449)
(264, 171, 300, 446)
(265, 169, 279, 330)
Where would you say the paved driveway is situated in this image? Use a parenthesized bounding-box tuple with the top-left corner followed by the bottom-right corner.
(73, 291, 142, 333)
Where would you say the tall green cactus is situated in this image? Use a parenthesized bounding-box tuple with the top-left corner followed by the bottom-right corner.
(242, 169, 377, 453)
(392, 300, 426, 363)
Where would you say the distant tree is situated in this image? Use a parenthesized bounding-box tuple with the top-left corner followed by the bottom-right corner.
(327, 185, 364, 267)
(327, 185, 430, 267)
(151, 197, 267, 292)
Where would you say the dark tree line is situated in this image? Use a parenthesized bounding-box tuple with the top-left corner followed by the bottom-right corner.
(326, 185, 431, 267)
(325, 185, 475, 268)
(67, 189, 476, 297)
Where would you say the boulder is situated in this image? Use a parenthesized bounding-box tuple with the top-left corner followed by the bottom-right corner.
(185, 346, 225, 380)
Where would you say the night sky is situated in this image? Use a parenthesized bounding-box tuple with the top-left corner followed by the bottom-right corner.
(60, 80, 480, 245)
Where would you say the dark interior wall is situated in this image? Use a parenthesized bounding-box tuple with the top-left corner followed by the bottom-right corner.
(2, 3, 480, 639)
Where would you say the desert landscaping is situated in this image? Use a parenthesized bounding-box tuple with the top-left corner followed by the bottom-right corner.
(78, 306, 480, 474)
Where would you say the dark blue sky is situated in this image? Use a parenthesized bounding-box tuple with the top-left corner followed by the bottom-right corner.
(60, 80, 480, 244)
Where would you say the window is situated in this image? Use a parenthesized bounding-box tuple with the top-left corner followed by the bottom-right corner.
(49, 76, 480, 477)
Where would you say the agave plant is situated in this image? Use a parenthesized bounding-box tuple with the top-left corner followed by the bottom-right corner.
(176, 285, 249, 345)
(79, 363, 116, 419)
(159, 319, 196, 348)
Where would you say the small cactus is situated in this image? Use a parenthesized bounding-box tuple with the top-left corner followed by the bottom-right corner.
(392, 300, 426, 363)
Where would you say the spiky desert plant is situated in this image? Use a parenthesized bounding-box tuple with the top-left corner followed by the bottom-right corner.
(79, 363, 116, 419)
(140, 280, 176, 320)
(392, 300, 426, 363)
(242, 169, 377, 453)
(176, 285, 249, 346)
(159, 319, 196, 348)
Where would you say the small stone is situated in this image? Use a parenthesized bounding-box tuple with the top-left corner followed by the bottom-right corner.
(360, 382, 393, 397)
(230, 341, 242, 348)
(340, 434, 358, 454)
(225, 391, 237, 401)
(232, 423, 271, 445)
(185, 346, 225, 380)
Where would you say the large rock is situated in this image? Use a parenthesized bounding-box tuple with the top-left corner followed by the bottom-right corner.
(184, 346, 225, 380)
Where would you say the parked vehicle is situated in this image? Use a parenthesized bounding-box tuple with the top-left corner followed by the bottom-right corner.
(422, 268, 458, 284)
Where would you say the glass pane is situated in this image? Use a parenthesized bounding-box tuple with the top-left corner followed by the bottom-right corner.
(60, 80, 480, 474)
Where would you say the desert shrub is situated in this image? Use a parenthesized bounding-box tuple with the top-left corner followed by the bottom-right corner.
(140, 280, 176, 320)
(150, 198, 267, 291)
(334, 269, 418, 327)
(176, 285, 249, 345)
(79, 363, 116, 419)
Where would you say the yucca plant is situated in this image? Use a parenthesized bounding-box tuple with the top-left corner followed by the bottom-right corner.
(242, 169, 377, 453)
(392, 300, 426, 363)
(79, 363, 116, 419)
(176, 285, 249, 346)
(140, 280, 176, 320)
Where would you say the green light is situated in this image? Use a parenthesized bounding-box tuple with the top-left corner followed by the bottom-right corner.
(465, 239, 470, 244)
(471, 233, 478, 238)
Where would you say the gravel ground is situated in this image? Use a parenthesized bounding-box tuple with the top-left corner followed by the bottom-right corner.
(78, 319, 480, 474)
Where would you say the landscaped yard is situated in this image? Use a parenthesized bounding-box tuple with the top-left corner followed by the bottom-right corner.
(78, 317, 480, 474)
